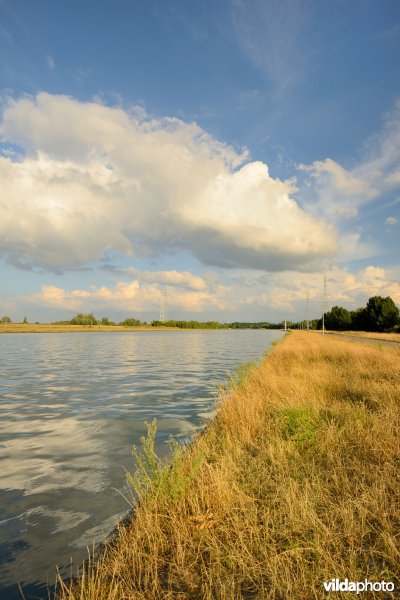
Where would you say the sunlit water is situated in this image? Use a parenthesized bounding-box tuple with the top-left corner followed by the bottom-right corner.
(0, 330, 283, 599)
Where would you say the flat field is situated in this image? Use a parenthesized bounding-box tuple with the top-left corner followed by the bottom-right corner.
(56, 331, 400, 599)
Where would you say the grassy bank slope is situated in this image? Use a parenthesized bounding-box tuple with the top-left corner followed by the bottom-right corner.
(57, 332, 400, 599)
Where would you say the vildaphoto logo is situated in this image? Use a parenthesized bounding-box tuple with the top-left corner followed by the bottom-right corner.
(323, 578, 395, 594)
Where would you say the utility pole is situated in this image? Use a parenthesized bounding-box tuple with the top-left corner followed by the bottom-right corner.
(306, 290, 310, 331)
(322, 274, 327, 335)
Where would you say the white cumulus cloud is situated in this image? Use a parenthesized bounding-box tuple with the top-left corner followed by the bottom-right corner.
(298, 158, 378, 220)
(235, 264, 400, 315)
(27, 276, 228, 314)
(297, 100, 400, 228)
(127, 269, 210, 292)
(0, 92, 337, 272)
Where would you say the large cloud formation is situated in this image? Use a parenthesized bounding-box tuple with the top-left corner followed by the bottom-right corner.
(0, 93, 337, 271)
(23, 263, 400, 318)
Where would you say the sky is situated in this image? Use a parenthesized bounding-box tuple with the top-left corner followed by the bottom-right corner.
(1, 0, 400, 323)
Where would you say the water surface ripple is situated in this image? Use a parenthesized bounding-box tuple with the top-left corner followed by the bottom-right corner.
(0, 330, 283, 599)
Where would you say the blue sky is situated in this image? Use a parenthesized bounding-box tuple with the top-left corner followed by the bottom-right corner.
(1, 0, 400, 323)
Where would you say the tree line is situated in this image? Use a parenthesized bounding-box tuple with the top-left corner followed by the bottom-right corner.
(229, 321, 284, 329)
(53, 315, 286, 329)
(151, 319, 228, 329)
(53, 314, 142, 326)
(314, 296, 399, 332)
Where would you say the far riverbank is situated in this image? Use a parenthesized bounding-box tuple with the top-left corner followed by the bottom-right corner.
(0, 323, 181, 333)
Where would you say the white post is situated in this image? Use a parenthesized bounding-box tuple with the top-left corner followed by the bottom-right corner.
(322, 273, 326, 335)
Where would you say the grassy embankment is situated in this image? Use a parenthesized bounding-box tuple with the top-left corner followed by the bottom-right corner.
(56, 332, 400, 599)
(0, 323, 179, 333)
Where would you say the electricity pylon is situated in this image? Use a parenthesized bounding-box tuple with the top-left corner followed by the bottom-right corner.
(159, 287, 168, 323)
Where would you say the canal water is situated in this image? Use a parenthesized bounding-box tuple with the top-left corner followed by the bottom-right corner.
(0, 329, 283, 599)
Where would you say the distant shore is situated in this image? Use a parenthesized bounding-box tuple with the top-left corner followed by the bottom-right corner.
(55, 331, 400, 599)
(0, 323, 180, 333)
(2, 324, 399, 343)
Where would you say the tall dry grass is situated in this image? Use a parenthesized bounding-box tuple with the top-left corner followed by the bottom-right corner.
(56, 332, 400, 599)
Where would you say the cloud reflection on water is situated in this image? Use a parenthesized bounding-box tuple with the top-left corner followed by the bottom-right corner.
(0, 330, 283, 599)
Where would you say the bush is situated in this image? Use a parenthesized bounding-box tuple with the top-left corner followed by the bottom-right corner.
(120, 317, 141, 326)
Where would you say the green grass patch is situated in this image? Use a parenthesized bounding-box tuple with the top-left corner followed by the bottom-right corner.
(278, 407, 318, 448)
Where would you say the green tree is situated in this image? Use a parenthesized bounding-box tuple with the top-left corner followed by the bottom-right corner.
(324, 306, 352, 331)
(365, 296, 400, 332)
(70, 313, 98, 325)
(350, 307, 369, 331)
(22, 317, 28, 324)
(1, 316, 12, 323)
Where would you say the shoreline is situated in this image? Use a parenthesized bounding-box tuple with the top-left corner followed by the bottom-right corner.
(0, 324, 180, 334)
(55, 332, 400, 599)
(2, 323, 398, 342)
(0, 324, 282, 334)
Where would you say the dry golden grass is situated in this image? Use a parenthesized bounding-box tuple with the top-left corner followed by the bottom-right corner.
(56, 332, 400, 599)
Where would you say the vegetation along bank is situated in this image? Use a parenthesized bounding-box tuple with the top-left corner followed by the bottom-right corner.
(56, 332, 400, 599)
